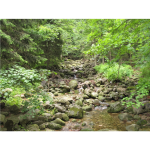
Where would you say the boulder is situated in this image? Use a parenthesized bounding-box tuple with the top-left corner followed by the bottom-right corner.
(91, 92, 98, 98)
(47, 122, 62, 130)
(68, 80, 78, 89)
(52, 118, 65, 126)
(54, 112, 63, 120)
(54, 104, 66, 113)
(42, 113, 52, 121)
(126, 124, 140, 131)
(43, 101, 53, 109)
(68, 105, 83, 119)
(75, 100, 83, 106)
(133, 105, 146, 114)
(82, 105, 92, 111)
(118, 113, 133, 121)
(136, 120, 147, 127)
(98, 96, 105, 101)
(84, 89, 91, 96)
(107, 102, 125, 113)
(144, 102, 150, 112)
(26, 124, 40, 131)
(62, 113, 69, 121)
(92, 99, 100, 106)
(6, 115, 20, 126)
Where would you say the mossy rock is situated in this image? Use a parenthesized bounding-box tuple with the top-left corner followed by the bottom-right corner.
(68, 106, 83, 119)
(26, 124, 40, 131)
(107, 102, 125, 113)
(75, 100, 83, 106)
(82, 105, 92, 111)
(62, 113, 69, 121)
(52, 118, 65, 126)
(133, 115, 141, 120)
(47, 122, 62, 130)
(136, 120, 147, 127)
(125, 106, 133, 113)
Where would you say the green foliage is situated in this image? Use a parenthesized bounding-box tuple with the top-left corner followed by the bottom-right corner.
(2, 87, 25, 106)
(94, 63, 133, 81)
(0, 65, 51, 90)
(94, 63, 109, 74)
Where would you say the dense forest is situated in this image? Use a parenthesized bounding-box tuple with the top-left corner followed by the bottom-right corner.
(0, 19, 150, 131)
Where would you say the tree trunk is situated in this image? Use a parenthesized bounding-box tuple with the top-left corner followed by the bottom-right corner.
(102, 57, 104, 64)
(109, 49, 111, 61)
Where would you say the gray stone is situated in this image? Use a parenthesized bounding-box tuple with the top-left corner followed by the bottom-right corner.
(68, 105, 83, 119)
(52, 118, 65, 126)
(47, 122, 62, 130)
(118, 113, 133, 121)
(92, 99, 100, 106)
(107, 102, 125, 113)
(54, 104, 66, 113)
(133, 105, 146, 114)
(133, 115, 141, 120)
(82, 105, 92, 111)
(126, 124, 140, 131)
(26, 124, 40, 131)
(91, 92, 98, 98)
(98, 96, 105, 101)
(62, 113, 69, 121)
(75, 100, 83, 106)
(68, 80, 78, 89)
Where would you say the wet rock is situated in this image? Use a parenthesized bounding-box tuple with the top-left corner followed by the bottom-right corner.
(126, 124, 140, 131)
(52, 118, 65, 126)
(80, 128, 93, 131)
(96, 129, 119, 132)
(136, 120, 147, 127)
(68, 105, 83, 119)
(68, 80, 78, 89)
(26, 124, 40, 131)
(107, 102, 125, 113)
(118, 113, 133, 121)
(92, 99, 100, 106)
(9, 105, 20, 114)
(91, 92, 98, 98)
(82, 105, 92, 111)
(47, 122, 62, 130)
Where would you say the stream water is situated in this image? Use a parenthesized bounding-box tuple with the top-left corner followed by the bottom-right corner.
(60, 105, 135, 131)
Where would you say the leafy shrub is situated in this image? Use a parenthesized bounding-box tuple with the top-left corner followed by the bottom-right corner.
(94, 64, 109, 74)
(94, 63, 133, 81)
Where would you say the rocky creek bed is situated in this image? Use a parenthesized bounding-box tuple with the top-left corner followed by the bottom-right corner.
(1, 58, 150, 131)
